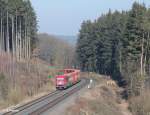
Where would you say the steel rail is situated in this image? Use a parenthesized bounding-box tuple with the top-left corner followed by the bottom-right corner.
(2, 90, 60, 115)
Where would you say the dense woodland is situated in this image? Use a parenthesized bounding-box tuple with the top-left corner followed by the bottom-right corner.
(76, 2, 150, 97)
(0, 0, 37, 60)
(0, 0, 43, 106)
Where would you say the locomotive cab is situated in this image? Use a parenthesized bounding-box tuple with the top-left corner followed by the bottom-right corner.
(56, 75, 67, 89)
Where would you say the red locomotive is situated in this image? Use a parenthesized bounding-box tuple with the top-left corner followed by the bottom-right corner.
(56, 69, 80, 89)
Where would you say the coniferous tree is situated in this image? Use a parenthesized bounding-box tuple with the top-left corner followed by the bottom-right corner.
(76, 2, 150, 97)
(0, 0, 37, 61)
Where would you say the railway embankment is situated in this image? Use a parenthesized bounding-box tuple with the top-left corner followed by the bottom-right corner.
(65, 73, 132, 115)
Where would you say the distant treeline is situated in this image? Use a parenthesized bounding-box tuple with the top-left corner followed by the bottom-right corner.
(38, 33, 75, 68)
(76, 2, 150, 97)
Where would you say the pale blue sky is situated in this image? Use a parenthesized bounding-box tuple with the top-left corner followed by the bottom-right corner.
(31, 0, 150, 36)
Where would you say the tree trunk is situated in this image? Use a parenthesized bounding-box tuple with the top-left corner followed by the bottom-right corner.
(12, 16, 15, 55)
(19, 17, 22, 61)
(24, 18, 26, 60)
(119, 43, 122, 73)
(29, 36, 31, 59)
(0, 11, 2, 52)
(140, 32, 144, 76)
(143, 32, 149, 76)
(6, 9, 10, 53)
(16, 12, 18, 60)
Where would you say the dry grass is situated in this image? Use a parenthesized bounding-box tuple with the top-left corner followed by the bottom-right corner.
(129, 90, 150, 115)
(0, 80, 55, 110)
(0, 54, 56, 110)
(65, 73, 129, 115)
(7, 87, 25, 105)
(0, 87, 25, 109)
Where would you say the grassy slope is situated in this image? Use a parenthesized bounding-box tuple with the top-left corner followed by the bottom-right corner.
(66, 73, 132, 115)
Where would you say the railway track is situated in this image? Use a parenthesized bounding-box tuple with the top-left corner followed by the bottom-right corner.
(2, 79, 88, 115)
(2, 90, 60, 115)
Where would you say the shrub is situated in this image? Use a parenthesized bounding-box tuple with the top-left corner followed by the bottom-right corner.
(7, 87, 24, 105)
(0, 73, 8, 100)
(129, 91, 150, 115)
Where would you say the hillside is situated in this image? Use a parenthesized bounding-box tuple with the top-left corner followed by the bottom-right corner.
(56, 35, 77, 45)
(65, 73, 132, 115)
(37, 33, 75, 68)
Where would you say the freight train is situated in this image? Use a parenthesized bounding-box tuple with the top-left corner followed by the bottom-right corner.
(56, 69, 80, 89)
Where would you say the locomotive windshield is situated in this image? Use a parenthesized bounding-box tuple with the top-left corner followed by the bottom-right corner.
(57, 77, 64, 80)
